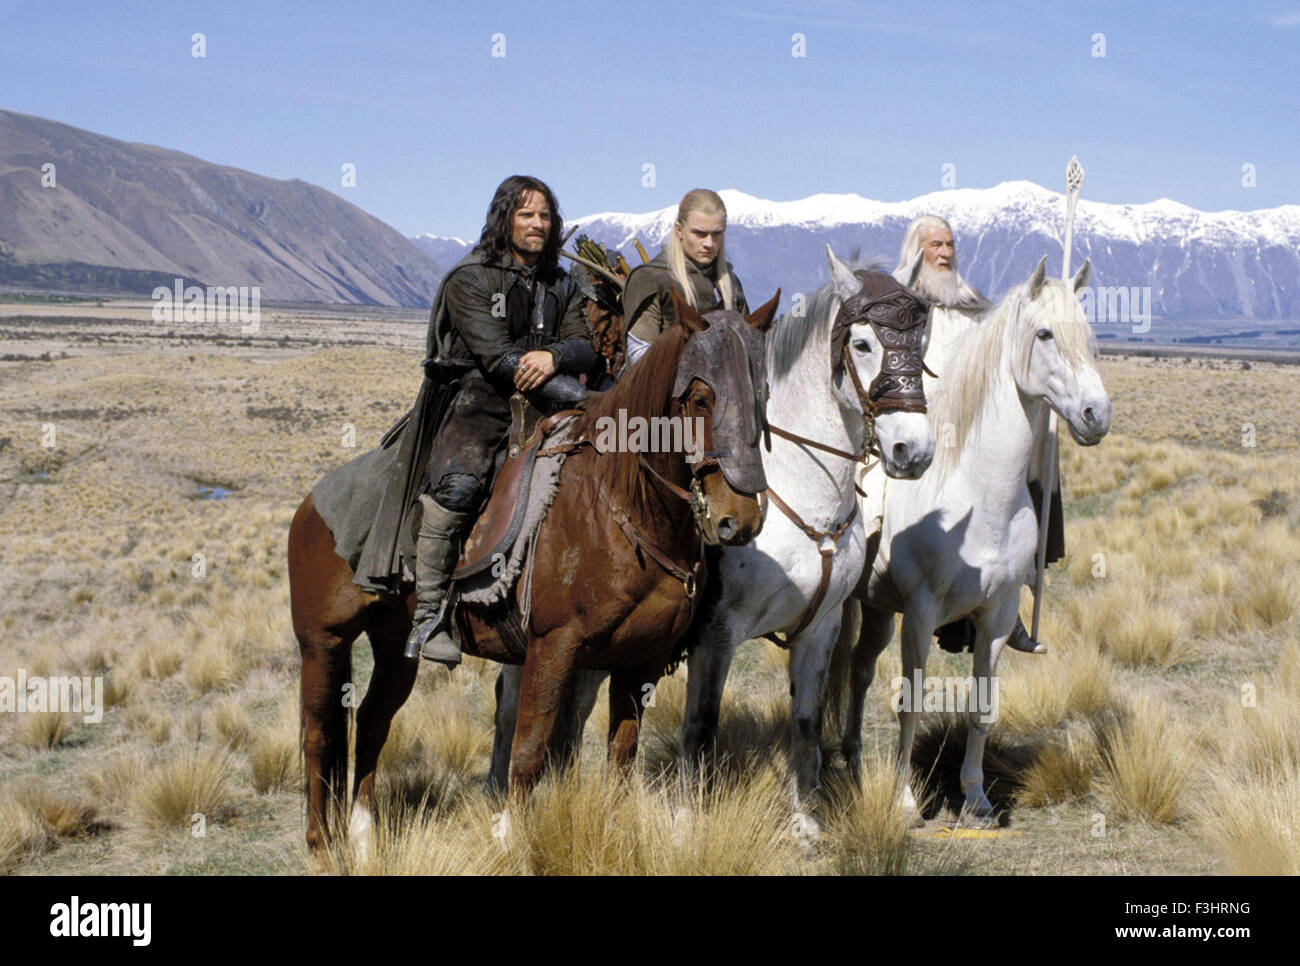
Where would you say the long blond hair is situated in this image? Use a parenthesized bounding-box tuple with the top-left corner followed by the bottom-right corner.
(665, 189, 736, 310)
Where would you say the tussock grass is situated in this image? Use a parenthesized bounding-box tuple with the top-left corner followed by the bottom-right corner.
(321, 797, 508, 876)
(249, 734, 296, 795)
(184, 638, 241, 694)
(132, 747, 237, 830)
(1093, 694, 1194, 824)
(89, 749, 151, 804)
(1105, 601, 1190, 669)
(129, 640, 183, 681)
(1279, 640, 1300, 696)
(213, 699, 251, 749)
(1230, 557, 1297, 630)
(504, 764, 796, 876)
(997, 657, 1070, 735)
(1196, 763, 1300, 875)
(823, 754, 917, 874)
(1017, 726, 1097, 807)
(124, 706, 172, 745)
(376, 689, 491, 781)
(329, 761, 799, 876)
(13, 782, 101, 839)
(424, 704, 493, 777)
(0, 792, 50, 873)
(16, 711, 71, 750)
(1069, 583, 1191, 669)
(102, 672, 131, 708)
(1197, 687, 1300, 876)
(249, 704, 300, 794)
(1063, 645, 1115, 719)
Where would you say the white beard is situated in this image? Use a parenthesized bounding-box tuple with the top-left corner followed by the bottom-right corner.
(913, 262, 991, 314)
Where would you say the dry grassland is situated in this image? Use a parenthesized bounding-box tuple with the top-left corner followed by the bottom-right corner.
(1, 311, 1297, 875)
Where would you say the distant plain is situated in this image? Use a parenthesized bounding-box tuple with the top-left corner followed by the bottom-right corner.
(1, 297, 1297, 875)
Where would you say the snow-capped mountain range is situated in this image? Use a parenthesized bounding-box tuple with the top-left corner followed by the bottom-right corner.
(414, 182, 1300, 319)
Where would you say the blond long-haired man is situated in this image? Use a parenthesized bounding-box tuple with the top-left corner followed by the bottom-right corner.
(622, 188, 748, 368)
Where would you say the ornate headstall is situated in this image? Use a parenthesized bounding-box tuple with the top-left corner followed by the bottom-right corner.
(831, 270, 929, 417)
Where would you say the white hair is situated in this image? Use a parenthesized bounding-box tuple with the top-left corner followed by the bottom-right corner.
(895, 214, 990, 313)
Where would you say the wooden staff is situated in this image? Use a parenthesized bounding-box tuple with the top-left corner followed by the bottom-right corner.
(1031, 156, 1084, 641)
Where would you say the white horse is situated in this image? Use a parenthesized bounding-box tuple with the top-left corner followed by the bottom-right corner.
(486, 247, 936, 816)
(676, 246, 933, 832)
(838, 256, 1110, 825)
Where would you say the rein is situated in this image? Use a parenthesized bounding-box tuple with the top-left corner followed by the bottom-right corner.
(760, 384, 867, 640)
(538, 431, 711, 599)
(757, 286, 932, 638)
(760, 487, 857, 639)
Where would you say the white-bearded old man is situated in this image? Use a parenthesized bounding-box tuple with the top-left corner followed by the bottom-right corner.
(894, 214, 1060, 656)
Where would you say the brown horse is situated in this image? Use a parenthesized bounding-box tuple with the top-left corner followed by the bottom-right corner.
(288, 289, 778, 858)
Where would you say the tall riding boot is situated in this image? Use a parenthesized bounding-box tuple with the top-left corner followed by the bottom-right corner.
(404, 494, 471, 667)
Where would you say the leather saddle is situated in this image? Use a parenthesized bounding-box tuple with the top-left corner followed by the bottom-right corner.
(445, 397, 582, 660)
(454, 396, 579, 580)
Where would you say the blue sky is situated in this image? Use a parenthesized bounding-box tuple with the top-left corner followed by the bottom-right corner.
(2, 0, 1297, 237)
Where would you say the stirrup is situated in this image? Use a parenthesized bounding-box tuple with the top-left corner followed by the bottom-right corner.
(407, 618, 461, 668)
(403, 594, 459, 666)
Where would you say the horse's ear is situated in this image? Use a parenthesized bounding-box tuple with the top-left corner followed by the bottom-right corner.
(670, 286, 708, 334)
(1027, 255, 1048, 299)
(906, 249, 924, 289)
(746, 289, 781, 332)
(1072, 258, 1092, 293)
(826, 244, 860, 302)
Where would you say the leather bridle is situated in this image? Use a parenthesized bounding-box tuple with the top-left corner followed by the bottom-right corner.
(761, 273, 930, 641)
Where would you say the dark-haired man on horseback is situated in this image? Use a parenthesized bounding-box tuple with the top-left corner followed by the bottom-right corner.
(407, 175, 595, 667)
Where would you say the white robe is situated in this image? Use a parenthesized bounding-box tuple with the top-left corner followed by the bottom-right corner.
(922, 302, 985, 401)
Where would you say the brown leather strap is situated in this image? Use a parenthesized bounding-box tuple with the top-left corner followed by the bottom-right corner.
(535, 412, 704, 595)
(762, 487, 857, 546)
(766, 423, 865, 463)
(536, 439, 592, 458)
(760, 488, 857, 638)
(637, 455, 695, 504)
(596, 484, 701, 596)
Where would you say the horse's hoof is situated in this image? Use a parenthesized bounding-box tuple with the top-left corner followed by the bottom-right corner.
(308, 849, 334, 876)
(897, 784, 923, 826)
(957, 805, 998, 829)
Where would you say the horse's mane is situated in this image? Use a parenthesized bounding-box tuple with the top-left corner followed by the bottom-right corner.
(929, 276, 1096, 478)
(767, 259, 889, 379)
(572, 322, 690, 512)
